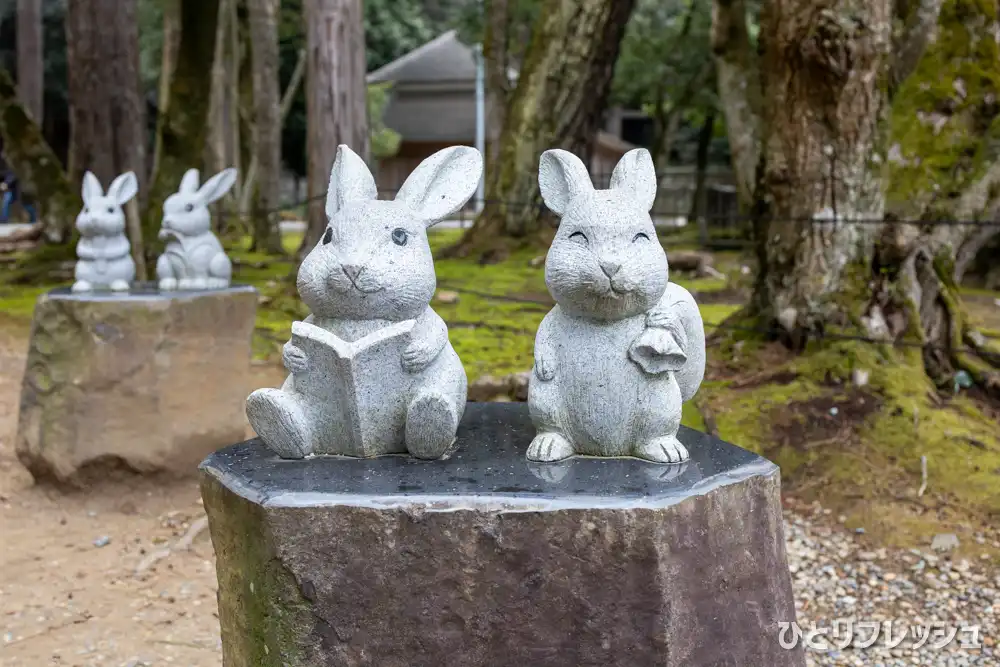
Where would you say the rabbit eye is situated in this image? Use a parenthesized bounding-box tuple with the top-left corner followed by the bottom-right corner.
(632, 232, 650, 242)
(107, 207, 115, 214)
(569, 231, 588, 244)
(184, 204, 194, 213)
(391, 228, 408, 246)
(322, 227, 333, 245)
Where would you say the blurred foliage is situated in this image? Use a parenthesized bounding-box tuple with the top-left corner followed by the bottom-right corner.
(368, 81, 401, 159)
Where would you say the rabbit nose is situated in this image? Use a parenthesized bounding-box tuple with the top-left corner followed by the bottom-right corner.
(342, 264, 364, 281)
(600, 261, 621, 278)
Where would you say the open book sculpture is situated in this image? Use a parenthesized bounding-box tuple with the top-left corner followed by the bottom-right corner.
(72, 171, 139, 293)
(157, 168, 237, 290)
(246, 144, 482, 459)
(527, 148, 706, 464)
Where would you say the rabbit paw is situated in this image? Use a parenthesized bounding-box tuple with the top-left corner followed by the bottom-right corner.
(71, 280, 93, 293)
(526, 432, 574, 462)
(282, 343, 309, 374)
(405, 392, 459, 459)
(190, 278, 209, 290)
(634, 436, 689, 464)
(110, 280, 130, 292)
(158, 278, 178, 291)
(178, 278, 195, 290)
(646, 307, 681, 330)
(402, 340, 441, 373)
(206, 278, 229, 289)
(533, 356, 556, 382)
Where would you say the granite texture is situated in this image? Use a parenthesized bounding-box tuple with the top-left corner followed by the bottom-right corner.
(202, 402, 805, 667)
(156, 168, 237, 290)
(16, 285, 258, 485)
(245, 144, 481, 461)
(72, 171, 139, 293)
(530, 148, 706, 464)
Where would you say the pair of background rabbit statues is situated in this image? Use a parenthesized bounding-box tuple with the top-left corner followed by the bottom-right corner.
(246, 143, 706, 465)
(71, 168, 238, 293)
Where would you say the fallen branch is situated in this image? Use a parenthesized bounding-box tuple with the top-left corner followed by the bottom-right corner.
(134, 515, 209, 576)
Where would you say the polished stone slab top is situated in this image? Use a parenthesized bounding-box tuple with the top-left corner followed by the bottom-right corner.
(202, 402, 776, 511)
(46, 283, 257, 302)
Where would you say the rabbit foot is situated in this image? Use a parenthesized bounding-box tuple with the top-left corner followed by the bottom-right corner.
(158, 278, 178, 291)
(110, 280, 130, 292)
(634, 436, 689, 464)
(245, 388, 313, 459)
(189, 278, 209, 290)
(71, 280, 93, 293)
(206, 277, 229, 289)
(526, 432, 574, 462)
(405, 392, 459, 459)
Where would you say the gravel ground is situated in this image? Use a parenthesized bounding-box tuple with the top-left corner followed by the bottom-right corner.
(786, 502, 998, 666)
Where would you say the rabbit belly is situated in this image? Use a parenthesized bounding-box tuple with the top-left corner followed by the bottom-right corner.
(75, 256, 135, 287)
(553, 315, 648, 456)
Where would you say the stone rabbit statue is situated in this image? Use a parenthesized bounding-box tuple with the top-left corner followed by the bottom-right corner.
(157, 168, 237, 290)
(527, 148, 706, 464)
(72, 171, 139, 293)
(246, 144, 482, 460)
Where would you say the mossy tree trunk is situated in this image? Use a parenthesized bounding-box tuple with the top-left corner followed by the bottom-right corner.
(65, 0, 149, 278)
(446, 0, 638, 262)
(245, 0, 284, 254)
(297, 0, 369, 258)
(17, 0, 44, 124)
(713, 0, 1000, 396)
(0, 69, 78, 244)
(144, 0, 221, 264)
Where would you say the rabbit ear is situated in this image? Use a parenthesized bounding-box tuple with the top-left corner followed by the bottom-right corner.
(81, 171, 103, 205)
(609, 148, 657, 212)
(179, 169, 201, 194)
(197, 168, 238, 205)
(395, 146, 483, 226)
(326, 145, 377, 219)
(538, 149, 593, 216)
(108, 172, 138, 206)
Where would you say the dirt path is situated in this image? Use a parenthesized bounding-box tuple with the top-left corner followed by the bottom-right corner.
(0, 322, 283, 667)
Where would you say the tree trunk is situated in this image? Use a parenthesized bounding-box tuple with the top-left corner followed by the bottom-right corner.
(448, 0, 638, 261)
(297, 0, 369, 258)
(206, 0, 231, 177)
(0, 69, 78, 243)
(65, 0, 148, 278)
(246, 0, 284, 254)
(16, 0, 44, 124)
(715, 0, 1000, 394)
(689, 111, 716, 247)
(144, 0, 221, 262)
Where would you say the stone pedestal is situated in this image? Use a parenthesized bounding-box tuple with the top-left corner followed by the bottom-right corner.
(16, 284, 258, 484)
(201, 402, 805, 667)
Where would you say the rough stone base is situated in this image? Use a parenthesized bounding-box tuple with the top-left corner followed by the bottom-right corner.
(201, 402, 805, 667)
(16, 284, 258, 484)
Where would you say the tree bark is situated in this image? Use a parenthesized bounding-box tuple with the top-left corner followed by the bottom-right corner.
(689, 111, 716, 247)
(245, 0, 284, 254)
(448, 0, 638, 261)
(16, 0, 44, 124)
(65, 0, 148, 278)
(0, 69, 78, 243)
(144, 0, 221, 262)
(297, 0, 369, 258)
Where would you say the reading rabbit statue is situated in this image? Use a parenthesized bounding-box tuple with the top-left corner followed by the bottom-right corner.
(156, 168, 237, 290)
(246, 144, 481, 460)
(527, 148, 706, 464)
(72, 171, 139, 293)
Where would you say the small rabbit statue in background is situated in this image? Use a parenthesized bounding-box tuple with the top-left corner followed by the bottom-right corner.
(157, 168, 237, 291)
(246, 144, 482, 460)
(72, 171, 139, 293)
(527, 147, 706, 464)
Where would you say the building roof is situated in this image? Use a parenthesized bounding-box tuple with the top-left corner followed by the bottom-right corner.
(368, 30, 477, 84)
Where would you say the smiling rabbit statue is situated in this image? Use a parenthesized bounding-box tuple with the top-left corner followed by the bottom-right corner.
(156, 168, 237, 290)
(527, 147, 706, 464)
(72, 171, 139, 293)
(246, 144, 482, 460)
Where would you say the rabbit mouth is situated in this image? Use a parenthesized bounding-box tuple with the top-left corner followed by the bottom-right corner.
(344, 278, 384, 294)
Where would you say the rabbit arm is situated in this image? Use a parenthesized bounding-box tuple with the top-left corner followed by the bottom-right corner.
(76, 238, 97, 259)
(99, 235, 132, 260)
(533, 309, 558, 382)
(402, 307, 448, 373)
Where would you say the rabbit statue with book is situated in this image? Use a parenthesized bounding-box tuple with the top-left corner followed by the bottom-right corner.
(246, 144, 481, 460)
(72, 171, 139, 293)
(527, 148, 706, 464)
